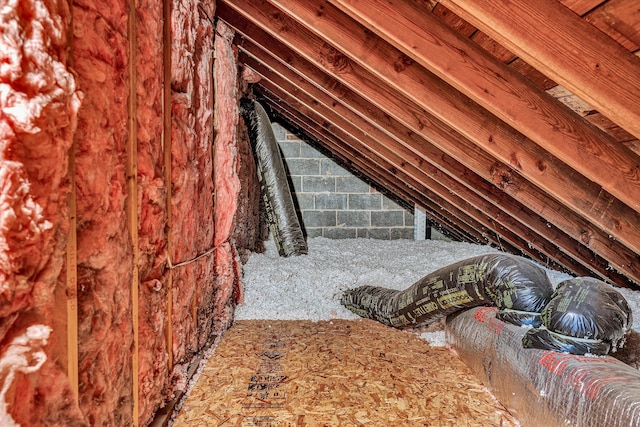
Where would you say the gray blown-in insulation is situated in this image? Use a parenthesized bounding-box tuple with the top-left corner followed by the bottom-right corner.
(241, 99, 307, 257)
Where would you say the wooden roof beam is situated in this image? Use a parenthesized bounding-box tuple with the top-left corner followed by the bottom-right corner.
(217, 3, 640, 286)
(257, 0, 640, 256)
(251, 71, 597, 275)
(256, 88, 491, 245)
(442, 0, 640, 142)
(243, 52, 629, 285)
(260, 92, 524, 252)
(262, 93, 568, 270)
(330, 0, 640, 210)
(236, 40, 638, 286)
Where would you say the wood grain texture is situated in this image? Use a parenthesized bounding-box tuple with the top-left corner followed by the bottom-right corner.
(585, 0, 640, 51)
(471, 30, 517, 63)
(559, 0, 606, 16)
(442, 0, 640, 146)
(231, 0, 640, 259)
(254, 80, 581, 272)
(257, 83, 500, 243)
(328, 0, 640, 212)
(218, 0, 640, 287)
(127, 0, 140, 423)
(257, 87, 504, 247)
(240, 46, 630, 284)
(172, 320, 519, 426)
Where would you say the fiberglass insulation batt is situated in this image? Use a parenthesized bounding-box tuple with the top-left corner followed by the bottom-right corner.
(0, 0, 84, 426)
(72, 2, 249, 424)
(169, 0, 216, 367)
(135, 0, 167, 424)
(73, 0, 135, 424)
(2, 0, 264, 425)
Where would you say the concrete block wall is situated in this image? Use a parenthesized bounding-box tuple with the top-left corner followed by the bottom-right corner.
(273, 123, 415, 239)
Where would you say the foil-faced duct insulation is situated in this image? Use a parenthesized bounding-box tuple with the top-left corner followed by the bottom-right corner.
(342, 253, 637, 425)
(447, 307, 640, 427)
(523, 277, 632, 355)
(241, 99, 308, 257)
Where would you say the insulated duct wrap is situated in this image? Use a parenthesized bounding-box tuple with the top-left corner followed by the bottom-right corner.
(523, 277, 632, 355)
(447, 307, 640, 427)
(341, 254, 553, 328)
(241, 99, 307, 257)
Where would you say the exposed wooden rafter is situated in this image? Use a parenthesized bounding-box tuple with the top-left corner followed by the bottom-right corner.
(256, 88, 488, 245)
(216, 0, 640, 289)
(442, 0, 640, 141)
(238, 42, 630, 284)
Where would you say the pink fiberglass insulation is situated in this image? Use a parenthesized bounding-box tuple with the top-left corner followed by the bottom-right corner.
(193, 5, 218, 351)
(169, 0, 199, 366)
(135, 0, 168, 424)
(170, 262, 197, 366)
(213, 20, 243, 322)
(170, 0, 197, 265)
(169, 0, 216, 367)
(194, 2, 215, 249)
(72, 0, 134, 425)
(0, 0, 85, 425)
(194, 255, 217, 350)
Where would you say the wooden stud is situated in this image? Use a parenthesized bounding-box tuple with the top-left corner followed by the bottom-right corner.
(127, 0, 140, 424)
(163, 0, 174, 373)
(66, 121, 79, 400)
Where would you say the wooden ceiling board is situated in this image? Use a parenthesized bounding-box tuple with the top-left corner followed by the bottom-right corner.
(584, 0, 640, 51)
(470, 31, 517, 64)
(508, 58, 558, 91)
(279, 1, 640, 267)
(559, 0, 606, 16)
(431, 3, 477, 37)
(585, 112, 638, 143)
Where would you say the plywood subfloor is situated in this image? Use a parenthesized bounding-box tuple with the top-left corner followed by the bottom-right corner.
(172, 320, 517, 426)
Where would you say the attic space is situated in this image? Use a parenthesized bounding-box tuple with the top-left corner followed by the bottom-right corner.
(1, 0, 640, 426)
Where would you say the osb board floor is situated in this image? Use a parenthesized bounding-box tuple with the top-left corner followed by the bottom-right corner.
(172, 320, 518, 426)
